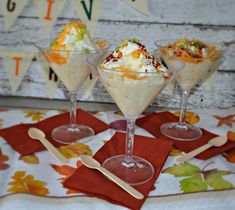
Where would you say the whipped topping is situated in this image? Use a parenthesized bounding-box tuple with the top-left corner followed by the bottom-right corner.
(160, 38, 223, 90)
(102, 39, 167, 73)
(50, 21, 98, 52)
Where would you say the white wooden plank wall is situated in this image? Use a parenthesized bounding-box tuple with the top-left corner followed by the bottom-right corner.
(0, 0, 234, 109)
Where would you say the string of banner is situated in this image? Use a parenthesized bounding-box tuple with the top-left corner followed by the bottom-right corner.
(0, 0, 149, 98)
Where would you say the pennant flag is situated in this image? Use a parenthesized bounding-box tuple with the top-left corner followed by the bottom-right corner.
(33, 0, 66, 37)
(68, 0, 103, 37)
(1, 51, 34, 93)
(0, 0, 29, 31)
(122, 0, 149, 16)
(80, 73, 98, 100)
(36, 52, 60, 98)
(203, 71, 217, 91)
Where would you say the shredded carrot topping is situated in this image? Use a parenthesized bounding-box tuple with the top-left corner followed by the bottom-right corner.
(44, 51, 68, 65)
(161, 39, 222, 64)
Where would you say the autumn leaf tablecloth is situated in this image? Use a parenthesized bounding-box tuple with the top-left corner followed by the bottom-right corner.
(0, 108, 235, 199)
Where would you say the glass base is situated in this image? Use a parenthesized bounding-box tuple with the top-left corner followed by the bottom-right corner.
(102, 155, 154, 185)
(51, 124, 94, 144)
(160, 122, 202, 141)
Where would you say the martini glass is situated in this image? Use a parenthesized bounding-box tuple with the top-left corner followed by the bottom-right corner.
(88, 52, 183, 185)
(35, 39, 110, 144)
(155, 39, 225, 141)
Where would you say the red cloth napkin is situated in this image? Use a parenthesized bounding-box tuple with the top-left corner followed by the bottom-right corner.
(63, 132, 173, 210)
(0, 109, 109, 155)
(136, 111, 235, 160)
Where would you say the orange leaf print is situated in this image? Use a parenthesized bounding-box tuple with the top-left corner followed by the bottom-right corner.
(213, 114, 235, 128)
(223, 131, 235, 163)
(227, 130, 235, 142)
(223, 148, 235, 163)
(8, 171, 49, 195)
(51, 164, 76, 177)
(174, 111, 200, 125)
(59, 143, 92, 159)
(51, 163, 81, 194)
(0, 148, 9, 170)
(24, 110, 48, 122)
(19, 154, 39, 164)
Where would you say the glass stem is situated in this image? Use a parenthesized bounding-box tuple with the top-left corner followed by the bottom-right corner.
(178, 90, 190, 130)
(122, 118, 136, 168)
(69, 91, 78, 131)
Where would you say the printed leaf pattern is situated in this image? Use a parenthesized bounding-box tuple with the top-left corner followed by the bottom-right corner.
(162, 162, 233, 192)
(51, 163, 81, 194)
(24, 110, 48, 122)
(0, 108, 235, 198)
(58, 143, 92, 159)
(174, 111, 200, 125)
(227, 130, 235, 142)
(204, 169, 233, 190)
(223, 149, 235, 163)
(19, 154, 39, 164)
(0, 148, 9, 170)
(0, 119, 3, 128)
(213, 114, 235, 127)
(8, 171, 49, 195)
(223, 131, 235, 163)
(170, 146, 183, 156)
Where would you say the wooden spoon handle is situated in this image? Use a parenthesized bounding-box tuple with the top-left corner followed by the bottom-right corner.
(98, 167, 144, 200)
(39, 137, 68, 165)
(176, 144, 212, 164)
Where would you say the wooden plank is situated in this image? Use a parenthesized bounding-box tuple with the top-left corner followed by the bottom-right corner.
(0, 0, 234, 109)
(0, 96, 120, 112)
(0, 18, 234, 71)
(0, 0, 234, 25)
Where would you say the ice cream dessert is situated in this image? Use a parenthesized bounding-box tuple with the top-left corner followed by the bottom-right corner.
(44, 21, 106, 92)
(98, 39, 169, 118)
(159, 38, 223, 90)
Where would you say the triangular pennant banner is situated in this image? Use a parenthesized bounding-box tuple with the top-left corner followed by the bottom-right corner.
(203, 71, 217, 91)
(36, 52, 60, 98)
(122, 0, 149, 16)
(33, 0, 66, 37)
(1, 51, 34, 93)
(80, 72, 98, 100)
(68, 0, 103, 37)
(0, 0, 29, 31)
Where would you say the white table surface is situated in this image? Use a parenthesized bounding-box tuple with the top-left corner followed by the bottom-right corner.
(0, 106, 234, 210)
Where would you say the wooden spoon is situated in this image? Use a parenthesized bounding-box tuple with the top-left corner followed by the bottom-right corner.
(28, 127, 68, 165)
(80, 155, 144, 200)
(176, 136, 227, 164)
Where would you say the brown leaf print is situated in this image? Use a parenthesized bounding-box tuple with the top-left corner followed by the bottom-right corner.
(0, 148, 9, 170)
(213, 114, 235, 127)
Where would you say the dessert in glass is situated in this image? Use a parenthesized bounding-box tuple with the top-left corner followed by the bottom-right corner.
(88, 39, 183, 185)
(35, 21, 110, 144)
(155, 38, 224, 141)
